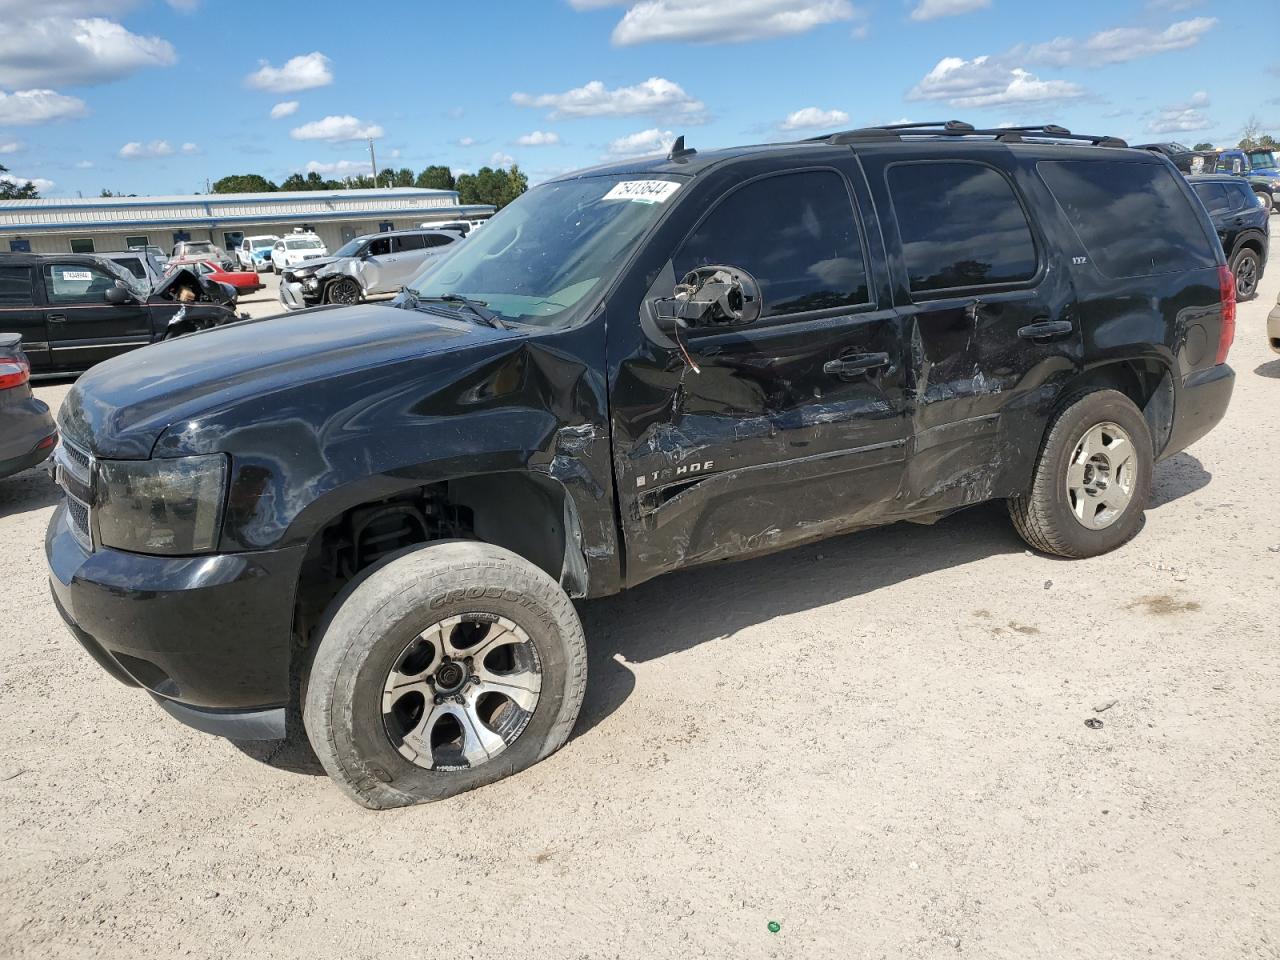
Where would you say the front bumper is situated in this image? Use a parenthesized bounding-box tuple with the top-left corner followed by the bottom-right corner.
(278, 279, 319, 311)
(45, 502, 306, 739)
(1161, 363, 1235, 461)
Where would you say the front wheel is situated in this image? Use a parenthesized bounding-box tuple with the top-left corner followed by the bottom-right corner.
(304, 541, 587, 809)
(325, 277, 362, 305)
(1009, 389, 1153, 558)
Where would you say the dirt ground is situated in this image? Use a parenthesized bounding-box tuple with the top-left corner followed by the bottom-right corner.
(1, 260, 1277, 960)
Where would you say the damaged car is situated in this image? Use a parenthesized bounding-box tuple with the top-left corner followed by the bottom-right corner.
(46, 123, 1235, 808)
(0, 253, 240, 375)
(277, 228, 461, 309)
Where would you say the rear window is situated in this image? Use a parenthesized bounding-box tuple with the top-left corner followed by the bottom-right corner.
(1039, 160, 1217, 278)
(0, 265, 33, 305)
(887, 161, 1037, 294)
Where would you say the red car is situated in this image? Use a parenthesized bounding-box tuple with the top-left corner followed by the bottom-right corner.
(172, 259, 264, 295)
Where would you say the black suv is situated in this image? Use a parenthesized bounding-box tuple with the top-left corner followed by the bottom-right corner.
(1186, 174, 1269, 299)
(0, 253, 239, 375)
(46, 122, 1236, 808)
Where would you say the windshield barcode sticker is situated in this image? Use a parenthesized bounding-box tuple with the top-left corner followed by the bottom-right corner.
(59, 271, 93, 281)
(603, 180, 681, 204)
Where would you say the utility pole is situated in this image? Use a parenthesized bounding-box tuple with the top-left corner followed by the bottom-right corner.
(368, 137, 379, 187)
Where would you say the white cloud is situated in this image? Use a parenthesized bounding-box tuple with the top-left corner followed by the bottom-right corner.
(0, 171, 55, 192)
(0, 140, 22, 154)
(490, 151, 516, 167)
(516, 130, 560, 146)
(75, 159, 94, 168)
(512, 76, 705, 120)
(270, 100, 299, 119)
(1020, 17, 1216, 67)
(180, 141, 199, 154)
(908, 56, 1086, 108)
(458, 136, 476, 147)
(780, 106, 848, 130)
(303, 159, 371, 178)
(1146, 91, 1213, 133)
(910, 0, 990, 21)
(0, 88, 88, 125)
(119, 139, 182, 159)
(602, 0, 859, 45)
(606, 128, 675, 157)
(0, 15, 175, 88)
(290, 115, 384, 142)
(245, 52, 333, 93)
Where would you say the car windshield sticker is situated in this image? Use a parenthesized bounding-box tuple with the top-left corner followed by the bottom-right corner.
(59, 270, 93, 281)
(603, 180, 681, 204)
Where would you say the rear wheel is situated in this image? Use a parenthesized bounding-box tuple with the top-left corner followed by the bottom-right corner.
(1230, 247, 1261, 301)
(1009, 389, 1153, 558)
(325, 277, 362, 305)
(303, 541, 587, 809)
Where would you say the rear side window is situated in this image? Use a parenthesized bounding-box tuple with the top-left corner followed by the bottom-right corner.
(0, 265, 34, 305)
(1229, 182, 1259, 211)
(674, 169, 869, 317)
(423, 234, 455, 248)
(887, 162, 1037, 294)
(1038, 160, 1216, 278)
(393, 234, 427, 252)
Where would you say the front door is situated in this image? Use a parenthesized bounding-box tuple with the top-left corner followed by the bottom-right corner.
(0, 261, 50, 371)
(861, 150, 1084, 514)
(39, 261, 152, 370)
(610, 159, 911, 586)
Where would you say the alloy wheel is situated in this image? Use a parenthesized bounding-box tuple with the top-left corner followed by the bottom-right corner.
(1234, 254, 1258, 299)
(1065, 421, 1137, 530)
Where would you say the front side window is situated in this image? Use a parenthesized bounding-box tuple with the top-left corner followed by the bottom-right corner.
(888, 161, 1037, 294)
(0, 265, 33, 305)
(1039, 160, 1217, 279)
(674, 170, 869, 317)
(366, 237, 392, 257)
(44, 263, 120, 303)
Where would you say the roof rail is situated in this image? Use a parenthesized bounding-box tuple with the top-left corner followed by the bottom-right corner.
(810, 121, 1128, 149)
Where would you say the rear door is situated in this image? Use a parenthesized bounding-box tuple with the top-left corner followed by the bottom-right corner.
(0, 262, 49, 371)
(40, 261, 152, 370)
(861, 146, 1084, 514)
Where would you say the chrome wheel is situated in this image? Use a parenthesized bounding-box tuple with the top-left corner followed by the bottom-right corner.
(1066, 421, 1136, 530)
(381, 614, 542, 771)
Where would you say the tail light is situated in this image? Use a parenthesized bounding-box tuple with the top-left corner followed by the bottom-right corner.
(0, 356, 30, 390)
(1216, 264, 1236, 365)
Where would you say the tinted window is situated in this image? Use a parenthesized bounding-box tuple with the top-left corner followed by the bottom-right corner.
(367, 237, 392, 256)
(1192, 182, 1232, 217)
(0, 265, 33, 305)
(393, 234, 427, 252)
(674, 170, 869, 317)
(888, 162, 1037, 294)
(1039, 160, 1216, 278)
(112, 256, 146, 279)
(43, 263, 118, 303)
(423, 234, 455, 248)
(1229, 182, 1259, 211)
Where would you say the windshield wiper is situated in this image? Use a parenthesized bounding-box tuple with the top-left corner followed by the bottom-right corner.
(404, 291, 506, 329)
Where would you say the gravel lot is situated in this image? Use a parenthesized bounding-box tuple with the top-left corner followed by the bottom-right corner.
(2, 258, 1277, 960)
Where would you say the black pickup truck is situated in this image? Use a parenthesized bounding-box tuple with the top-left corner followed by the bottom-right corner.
(0, 253, 238, 375)
(46, 123, 1235, 808)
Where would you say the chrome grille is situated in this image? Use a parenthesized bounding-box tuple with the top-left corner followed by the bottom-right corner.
(54, 438, 94, 551)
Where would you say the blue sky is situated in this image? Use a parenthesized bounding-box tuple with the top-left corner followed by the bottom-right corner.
(0, 0, 1276, 197)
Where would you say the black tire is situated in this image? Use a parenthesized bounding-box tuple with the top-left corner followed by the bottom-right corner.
(303, 541, 587, 809)
(325, 277, 362, 305)
(1008, 389, 1153, 558)
(1229, 247, 1261, 301)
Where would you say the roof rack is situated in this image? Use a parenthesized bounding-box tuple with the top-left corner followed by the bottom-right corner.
(808, 120, 1128, 149)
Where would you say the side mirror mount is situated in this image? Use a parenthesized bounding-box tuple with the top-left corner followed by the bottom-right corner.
(104, 282, 135, 306)
(652, 265, 761, 335)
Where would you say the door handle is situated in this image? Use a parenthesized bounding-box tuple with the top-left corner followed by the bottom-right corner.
(1017, 320, 1073, 341)
(47, 313, 67, 324)
(823, 352, 890, 379)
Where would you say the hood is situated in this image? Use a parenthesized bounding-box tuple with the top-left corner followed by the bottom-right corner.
(59, 303, 493, 459)
(148, 266, 236, 306)
(282, 256, 341, 275)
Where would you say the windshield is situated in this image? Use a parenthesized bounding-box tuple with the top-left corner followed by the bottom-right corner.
(249, 236, 277, 248)
(332, 238, 367, 258)
(286, 237, 324, 250)
(1248, 151, 1276, 169)
(185, 242, 217, 253)
(405, 175, 682, 328)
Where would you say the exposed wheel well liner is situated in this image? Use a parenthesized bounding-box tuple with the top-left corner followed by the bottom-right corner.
(1057, 359, 1174, 456)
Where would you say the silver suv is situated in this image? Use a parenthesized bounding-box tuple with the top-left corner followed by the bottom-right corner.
(277, 229, 460, 310)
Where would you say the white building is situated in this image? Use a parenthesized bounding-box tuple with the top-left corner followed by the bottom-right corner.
(0, 187, 495, 256)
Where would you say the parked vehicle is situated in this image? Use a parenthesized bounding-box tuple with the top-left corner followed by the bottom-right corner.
(1134, 141, 1193, 158)
(278, 229, 460, 309)
(269, 232, 328, 272)
(418, 219, 485, 237)
(1170, 149, 1280, 212)
(98, 250, 167, 287)
(129, 244, 169, 268)
(178, 259, 265, 295)
(0, 253, 239, 375)
(46, 123, 1236, 808)
(237, 235, 279, 272)
(171, 240, 234, 270)
(0, 334, 56, 479)
(1187, 175, 1269, 299)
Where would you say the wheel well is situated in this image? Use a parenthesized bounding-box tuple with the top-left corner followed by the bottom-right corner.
(1235, 236, 1265, 259)
(290, 472, 582, 661)
(1059, 359, 1174, 455)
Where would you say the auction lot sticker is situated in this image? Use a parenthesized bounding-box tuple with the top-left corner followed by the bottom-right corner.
(59, 271, 93, 281)
(603, 180, 681, 204)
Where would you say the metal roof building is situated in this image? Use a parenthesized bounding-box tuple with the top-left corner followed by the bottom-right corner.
(0, 188, 495, 256)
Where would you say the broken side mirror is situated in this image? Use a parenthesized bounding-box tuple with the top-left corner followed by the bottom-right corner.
(652, 265, 761, 335)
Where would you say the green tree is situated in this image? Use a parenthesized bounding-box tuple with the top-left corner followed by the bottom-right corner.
(376, 167, 414, 188)
(0, 163, 39, 200)
(456, 164, 528, 210)
(279, 173, 309, 191)
(1192, 141, 1214, 151)
(415, 165, 455, 190)
(212, 173, 278, 193)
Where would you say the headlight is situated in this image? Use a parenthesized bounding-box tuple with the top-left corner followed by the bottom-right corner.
(95, 454, 228, 554)
(303, 277, 319, 290)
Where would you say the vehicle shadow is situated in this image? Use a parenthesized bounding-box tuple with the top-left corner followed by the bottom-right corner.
(1254, 359, 1280, 379)
(0, 464, 60, 520)
(1148, 452, 1211, 509)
